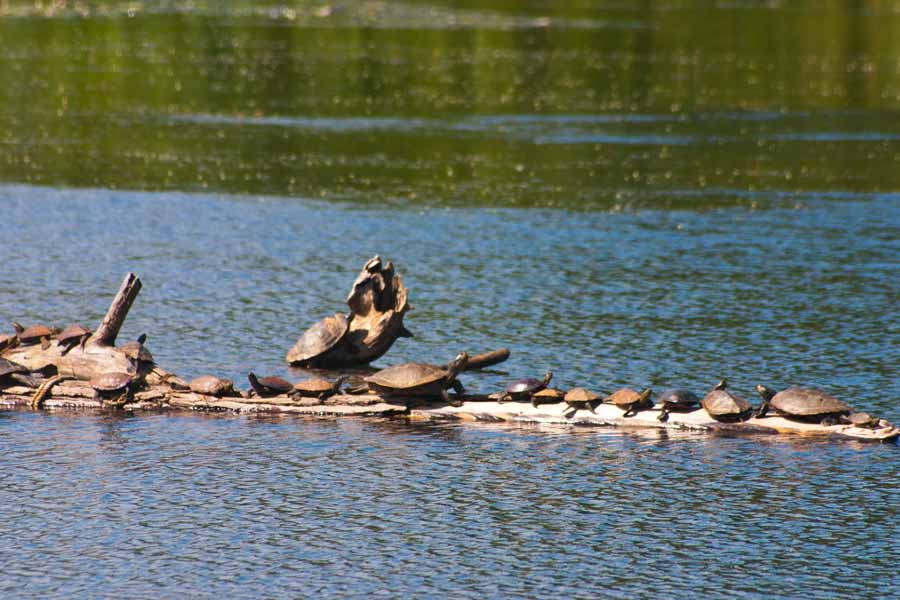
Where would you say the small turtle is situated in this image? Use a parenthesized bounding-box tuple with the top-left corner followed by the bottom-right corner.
(247, 373, 294, 398)
(190, 375, 238, 397)
(293, 375, 349, 400)
(0, 357, 38, 388)
(605, 387, 653, 417)
(90, 371, 134, 406)
(755, 384, 852, 424)
(13, 321, 59, 349)
(531, 388, 566, 407)
(0, 333, 19, 353)
(286, 312, 350, 367)
(56, 323, 92, 355)
(701, 380, 752, 422)
(563, 387, 602, 418)
(363, 352, 468, 405)
(841, 412, 881, 429)
(121, 334, 153, 366)
(500, 372, 553, 404)
(657, 388, 701, 422)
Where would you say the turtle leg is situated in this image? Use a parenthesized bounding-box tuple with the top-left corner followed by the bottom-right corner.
(80, 334, 89, 352)
(40, 336, 50, 351)
(622, 404, 639, 418)
(821, 415, 839, 427)
(59, 341, 73, 356)
(588, 401, 597, 414)
(657, 406, 669, 422)
(441, 387, 462, 407)
(562, 404, 575, 419)
(451, 379, 465, 397)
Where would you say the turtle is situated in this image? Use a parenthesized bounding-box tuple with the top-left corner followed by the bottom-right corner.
(701, 379, 752, 422)
(841, 412, 881, 429)
(190, 375, 238, 397)
(247, 373, 294, 398)
(0, 333, 19, 353)
(13, 321, 59, 349)
(0, 357, 39, 388)
(531, 388, 566, 407)
(562, 387, 602, 418)
(56, 323, 92, 355)
(499, 372, 553, 405)
(293, 375, 349, 400)
(286, 312, 350, 367)
(90, 371, 135, 406)
(755, 384, 852, 424)
(605, 387, 653, 417)
(657, 388, 701, 422)
(363, 352, 468, 405)
(121, 333, 153, 366)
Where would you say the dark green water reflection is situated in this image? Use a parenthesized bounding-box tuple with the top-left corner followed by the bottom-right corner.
(2, 0, 900, 207)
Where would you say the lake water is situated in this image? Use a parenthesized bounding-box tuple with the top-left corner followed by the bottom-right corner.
(1, 1, 899, 598)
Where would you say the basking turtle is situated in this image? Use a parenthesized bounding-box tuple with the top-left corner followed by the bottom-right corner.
(657, 388, 701, 422)
(841, 412, 881, 428)
(701, 380, 752, 422)
(56, 323, 92, 355)
(293, 375, 349, 400)
(247, 373, 294, 398)
(13, 321, 59, 349)
(755, 384, 852, 424)
(563, 387, 602, 418)
(0, 357, 38, 388)
(605, 387, 653, 417)
(363, 352, 468, 405)
(531, 388, 566, 407)
(499, 372, 553, 404)
(0, 333, 18, 353)
(286, 312, 350, 367)
(190, 375, 238, 397)
(90, 371, 134, 406)
(121, 334, 153, 366)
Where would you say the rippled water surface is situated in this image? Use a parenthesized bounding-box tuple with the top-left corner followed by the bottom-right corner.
(1, 1, 899, 598)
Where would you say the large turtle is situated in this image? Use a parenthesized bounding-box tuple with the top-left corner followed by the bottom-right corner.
(563, 387, 602, 418)
(0, 357, 38, 388)
(605, 387, 653, 417)
(56, 323, 92, 355)
(499, 372, 553, 405)
(755, 384, 851, 424)
(91, 371, 135, 406)
(247, 373, 294, 398)
(286, 313, 350, 367)
(293, 375, 348, 400)
(364, 352, 468, 405)
(701, 379, 752, 422)
(13, 321, 59, 349)
(657, 389, 700, 422)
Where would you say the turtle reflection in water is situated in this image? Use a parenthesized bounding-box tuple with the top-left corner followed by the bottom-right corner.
(363, 352, 468, 406)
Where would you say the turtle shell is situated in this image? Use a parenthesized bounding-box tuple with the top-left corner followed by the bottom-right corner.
(845, 412, 879, 428)
(533, 388, 565, 401)
(770, 387, 851, 417)
(121, 340, 154, 363)
(565, 387, 602, 403)
(0, 357, 29, 377)
(286, 313, 349, 365)
(702, 388, 751, 419)
(658, 389, 700, 409)
(606, 388, 642, 406)
(506, 377, 546, 396)
(190, 375, 235, 396)
(57, 323, 91, 345)
(18, 324, 57, 344)
(293, 376, 346, 398)
(91, 372, 133, 392)
(365, 363, 447, 391)
(248, 373, 294, 396)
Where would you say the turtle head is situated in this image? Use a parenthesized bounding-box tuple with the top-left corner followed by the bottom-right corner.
(755, 384, 776, 401)
(137, 333, 147, 345)
(11, 321, 24, 334)
(542, 371, 554, 387)
(332, 374, 350, 392)
(714, 379, 728, 391)
(446, 352, 469, 378)
(638, 388, 653, 403)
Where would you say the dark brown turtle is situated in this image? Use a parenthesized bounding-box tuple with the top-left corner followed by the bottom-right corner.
(363, 352, 468, 405)
(657, 388, 701, 422)
(13, 321, 59, 349)
(121, 333, 153, 366)
(531, 388, 566, 407)
(293, 375, 349, 400)
(90, 371, 134, 405)
(56, 323, 92, 355)
(701, 379, 752, 422)
(247, 373, 294, 398)
(605, 387, 653, 417)
(563, 387, 602, 418)
(499, 372, 553, 405)
(755, 384, 852, 424)
(0, 357, 38, 388)
(286, 312, 350, 367)
(190, 375, 238, 397)
(0, 333, 18, 353)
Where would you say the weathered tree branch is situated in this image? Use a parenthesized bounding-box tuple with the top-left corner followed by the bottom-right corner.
(90, 272, 142, 347)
